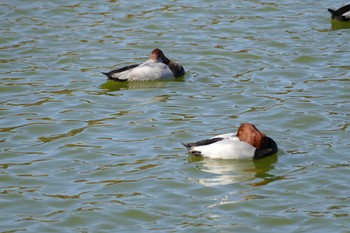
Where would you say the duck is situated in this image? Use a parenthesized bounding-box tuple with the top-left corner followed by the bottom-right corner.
(102, 48, 185, 81)
(328, 4, 350, 21)
(183, 123, 278, 160)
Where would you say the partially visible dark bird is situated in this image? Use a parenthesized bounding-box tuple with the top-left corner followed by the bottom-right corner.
(328, 4, 350, 21)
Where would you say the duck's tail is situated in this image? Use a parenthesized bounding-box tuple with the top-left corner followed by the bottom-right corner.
(181, 143, 191, 149)
(101, 72, 124, 81)
(328, 8, 336, 16)
(101, 72, 110, 77)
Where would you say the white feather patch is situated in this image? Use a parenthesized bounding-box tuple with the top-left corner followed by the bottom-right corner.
(342, 11, 350, 18)
(112, 60, 174, 81)
(191, 137, 256, 159)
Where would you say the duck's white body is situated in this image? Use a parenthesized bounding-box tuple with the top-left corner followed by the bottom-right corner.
(111, 59, 174, 81)
(186, 133, 257, 159)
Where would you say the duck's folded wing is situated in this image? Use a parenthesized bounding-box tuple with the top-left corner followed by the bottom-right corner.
(338, 4, 350, 15)
(328, 4, 350, 18)
(102, 64, 140, 81)
(212, 133, 236, 140)
(182, 132, 236, 149)
(182, 137, 223, 149)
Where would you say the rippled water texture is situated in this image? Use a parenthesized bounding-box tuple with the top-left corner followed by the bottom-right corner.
(1, 0, 349, 232)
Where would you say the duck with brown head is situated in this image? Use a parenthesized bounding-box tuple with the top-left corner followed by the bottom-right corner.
(183, 123, 278, 159)
(102, 48, 185, 81)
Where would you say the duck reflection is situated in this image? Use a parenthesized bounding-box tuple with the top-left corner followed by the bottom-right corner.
(330, 20, 350, 30)
(188, 155, 278, 186)
(100, 78, 184, 92)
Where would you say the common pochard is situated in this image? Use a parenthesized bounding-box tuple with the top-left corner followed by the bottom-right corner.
(102, 48, 185, 81)
(183, 123, 278, 160)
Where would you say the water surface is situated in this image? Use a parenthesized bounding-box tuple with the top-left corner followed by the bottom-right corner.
(1, 0, 349, 232)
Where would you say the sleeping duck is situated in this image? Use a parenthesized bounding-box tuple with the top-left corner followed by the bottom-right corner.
(328, 4, 350, 21)
(183, 123, 278, 160)
(102, 48, 185, 81)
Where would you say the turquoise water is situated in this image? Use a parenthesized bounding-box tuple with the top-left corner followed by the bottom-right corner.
(1, 0, 349, 232)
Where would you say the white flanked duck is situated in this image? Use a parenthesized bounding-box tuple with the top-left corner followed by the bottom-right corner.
(328, 4, 350, 21)
(183, 123, 278, 160)
(102, 48, 185, 81)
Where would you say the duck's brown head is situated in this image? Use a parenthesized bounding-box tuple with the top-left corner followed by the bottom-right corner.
(149, 48, 171, 64)
(236, 123, 267, 149)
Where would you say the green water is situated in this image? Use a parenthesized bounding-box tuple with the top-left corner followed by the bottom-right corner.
(1, 0, 349, 232)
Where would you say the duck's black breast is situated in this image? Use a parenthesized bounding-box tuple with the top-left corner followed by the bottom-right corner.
(168, 61, 185, 78)
(253, 137, 278, 159)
